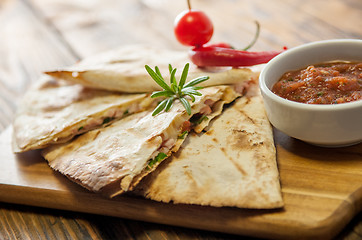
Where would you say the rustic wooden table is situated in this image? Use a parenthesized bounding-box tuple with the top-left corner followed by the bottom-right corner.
(0, 0, 361, 239)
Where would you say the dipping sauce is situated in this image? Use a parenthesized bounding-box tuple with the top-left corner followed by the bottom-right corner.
(272, 61, 362, 104)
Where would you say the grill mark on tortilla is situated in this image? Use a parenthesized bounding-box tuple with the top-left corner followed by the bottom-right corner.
(227, 156, 248, 176)
(220, 146, 248, 177)
(233, 97, 256, 124)
(238, 109, 256, 125)
(91, 130, 101, 141)
(184, 169, 198, 187)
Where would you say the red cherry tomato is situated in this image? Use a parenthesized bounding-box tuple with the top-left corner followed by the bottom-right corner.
(174, 9, 214, 47)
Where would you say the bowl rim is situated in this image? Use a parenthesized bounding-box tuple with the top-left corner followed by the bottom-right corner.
(259, 39, 362, 111)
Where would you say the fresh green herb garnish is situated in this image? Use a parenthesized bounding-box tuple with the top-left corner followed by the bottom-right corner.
(147, 152, 168, 170)
(123, 109, 129, 115)
(145, 63, 209, 116)
(78, 126, 84, 131)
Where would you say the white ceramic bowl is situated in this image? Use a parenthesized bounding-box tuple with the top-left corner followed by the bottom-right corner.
(259, 39, 362, 147)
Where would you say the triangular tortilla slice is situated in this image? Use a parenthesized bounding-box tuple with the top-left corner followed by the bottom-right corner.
(42, 85, 241, 198)
(13, 76, 152, 152)
(135, 82, 283, 209)
(45, 45, 258, 93)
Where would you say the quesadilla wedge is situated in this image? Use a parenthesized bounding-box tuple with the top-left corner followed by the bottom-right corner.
(13, 76, 152, 153)
(42, 85, 241, 198)
(135, 81, 284, 209)
(45, 45, 258, 93)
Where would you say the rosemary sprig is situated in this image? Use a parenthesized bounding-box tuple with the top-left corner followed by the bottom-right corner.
(145, 63, 209, 116)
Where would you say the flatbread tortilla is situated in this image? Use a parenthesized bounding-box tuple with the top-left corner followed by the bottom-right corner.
(42, 85, 241, 198)
(13, 76, 152, 152)
(45, 45, 258, 93)
(135, 82, 283, 209)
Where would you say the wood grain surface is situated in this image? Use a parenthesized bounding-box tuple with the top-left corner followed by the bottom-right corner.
(0, 126, 362, 239)
(0, 0, 361, 239)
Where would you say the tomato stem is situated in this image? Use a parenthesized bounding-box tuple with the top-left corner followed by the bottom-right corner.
(187, 0, 191, 10)
(242, 21, 260, 51)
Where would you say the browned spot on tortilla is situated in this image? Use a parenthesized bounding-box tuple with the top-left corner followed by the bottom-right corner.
(205, 144, 215, 151)
(212, 137, 218, 143)
(205, 129, 214, 135)
(229, 129, 250, 151)
(233, 129, 246, 134)
(253, 151, 271, 177)
(252, 141, 264, 146)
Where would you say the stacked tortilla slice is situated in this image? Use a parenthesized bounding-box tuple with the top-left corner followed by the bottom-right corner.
(45, 45, 258, 93)
(136, 83, 283, 209)
(12, 76, 152, 152)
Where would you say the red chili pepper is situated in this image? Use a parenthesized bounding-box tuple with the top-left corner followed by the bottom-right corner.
(189, 46, 285, 67)
(203, 42, 234, 49)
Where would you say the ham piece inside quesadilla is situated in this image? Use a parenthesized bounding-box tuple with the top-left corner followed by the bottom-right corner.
(45, 45, 258, 93)
(42, 85, 241, 198)
(135, 82, 284, 209)
(12, 76, 152, 153)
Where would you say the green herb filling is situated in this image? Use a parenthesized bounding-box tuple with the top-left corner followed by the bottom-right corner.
(178, 130, 189, 139)
(147, 152, 167, 170)
(102, 117, 115, 125)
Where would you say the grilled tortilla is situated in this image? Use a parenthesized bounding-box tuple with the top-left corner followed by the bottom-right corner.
(135, 82, 283, 209)
(45, 45, 258, 93)
(13, 76, 152, 152)
(42, 85, 241, 198)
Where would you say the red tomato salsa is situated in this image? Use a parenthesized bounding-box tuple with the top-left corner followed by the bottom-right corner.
(272, 61, 362, 104)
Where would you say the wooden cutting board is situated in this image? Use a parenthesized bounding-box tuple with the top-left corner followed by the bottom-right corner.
(0, 126, 361, 239)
